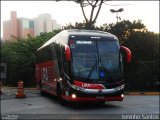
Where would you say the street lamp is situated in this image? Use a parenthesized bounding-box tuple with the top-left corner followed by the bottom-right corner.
(110, 8, 124, 23)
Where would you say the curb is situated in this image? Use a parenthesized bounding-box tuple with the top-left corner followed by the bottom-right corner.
(124, 92, 160, 95)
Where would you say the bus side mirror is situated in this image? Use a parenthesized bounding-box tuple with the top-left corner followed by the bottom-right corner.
(64, 44, 71, 61)
(120, 46, 132, 63)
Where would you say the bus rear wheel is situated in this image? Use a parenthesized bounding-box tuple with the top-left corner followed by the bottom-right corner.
(98, 101, 106, 104)
(39, 80, 46, 96)
(40, 89, 46, 96)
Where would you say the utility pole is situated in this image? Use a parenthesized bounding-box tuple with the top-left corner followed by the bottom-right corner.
(110, 8, 124, 23)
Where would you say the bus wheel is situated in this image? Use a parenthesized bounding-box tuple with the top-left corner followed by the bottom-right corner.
(57, 87, 67, 106)
(97, 101, 106, 105)
(40, 90, 46, 96)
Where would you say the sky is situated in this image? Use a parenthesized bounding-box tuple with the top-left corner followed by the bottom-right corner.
(1, 1, 159, 38)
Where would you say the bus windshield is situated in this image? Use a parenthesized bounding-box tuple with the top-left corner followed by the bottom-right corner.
(70, 40, 122, 81)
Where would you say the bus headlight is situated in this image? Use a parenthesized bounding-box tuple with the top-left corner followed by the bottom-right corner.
(71, 94, 76, 99)
(121, 94, 124, 98)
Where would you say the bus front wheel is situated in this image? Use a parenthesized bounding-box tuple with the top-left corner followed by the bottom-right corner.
(57, 86, 67, 106)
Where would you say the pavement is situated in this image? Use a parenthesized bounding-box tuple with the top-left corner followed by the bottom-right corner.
(0, 87, 40, 100)
(1, 86, 159, 120)
(1, 90, 159, 119)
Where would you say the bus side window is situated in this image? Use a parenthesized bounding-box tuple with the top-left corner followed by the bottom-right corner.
(50, 43, 57, 60)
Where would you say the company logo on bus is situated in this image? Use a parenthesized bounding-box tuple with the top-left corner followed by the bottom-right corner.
(82, 83, 91, 88)
(74, 80, 105, 89)
(98, 89, 102, 94)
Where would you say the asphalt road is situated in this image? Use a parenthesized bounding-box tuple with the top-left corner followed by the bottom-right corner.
(1, 89, 159, 119)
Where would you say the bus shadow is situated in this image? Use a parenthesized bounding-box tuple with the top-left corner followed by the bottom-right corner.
(40, 92, 60, 104)
(67, 102, 122, 110)
(41, 92, 122, 110)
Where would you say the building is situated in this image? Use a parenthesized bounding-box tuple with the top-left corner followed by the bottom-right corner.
(34, 13, 53, 36)
(3, 11, 61, 41)
(52, 20, 61, 30)
(34, 13, 61, 36)
(3, 11, 18, 41)
(11, 11, 18, 39)
(3, 20, 11, 40)
(3, 11, 34, 41)
(17, 18, 34, 38)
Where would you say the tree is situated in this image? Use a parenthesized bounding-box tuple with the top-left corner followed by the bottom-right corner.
(123, 31, 159, 91)
(1, 31, 60, 86)
(74, 0, 108, 29)
(63, 21, 88, 29)
(104, 20, 146, 44)
(56, 0, 108, 29)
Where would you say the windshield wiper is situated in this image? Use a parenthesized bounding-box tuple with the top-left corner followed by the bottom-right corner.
(86, 61, 97, 80)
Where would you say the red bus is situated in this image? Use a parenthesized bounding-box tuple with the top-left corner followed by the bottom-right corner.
(35, 29, 131, 105)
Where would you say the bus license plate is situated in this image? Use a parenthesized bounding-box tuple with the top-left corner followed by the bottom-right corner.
(96, 96, 104, 99)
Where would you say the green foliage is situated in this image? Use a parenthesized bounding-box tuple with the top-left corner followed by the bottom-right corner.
(125, 31, 159, 61)
(123, 31, 159, 91)
(63, 21, 93, 30)
(1, 30, 61, 86)
(63, 21, 100, 30)
(104, 20, 146, 44)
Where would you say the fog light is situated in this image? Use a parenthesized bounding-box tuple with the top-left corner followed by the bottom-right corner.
(121, 94, 124, 98)
(71, 94, 76, 99)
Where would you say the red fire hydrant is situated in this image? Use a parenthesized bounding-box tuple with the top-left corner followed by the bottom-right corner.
(16, 81, 26, 98)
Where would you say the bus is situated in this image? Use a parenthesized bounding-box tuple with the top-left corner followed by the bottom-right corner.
(35, 29, 131, 105)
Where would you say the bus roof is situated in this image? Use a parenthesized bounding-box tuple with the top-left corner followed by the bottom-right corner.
(37, 29, 118, 51)
(66, 29, 117, 37)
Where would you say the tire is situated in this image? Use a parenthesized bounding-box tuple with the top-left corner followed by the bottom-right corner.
(98, 101, 106, 104)
(40, 90, 46, 96)
(57, 86, 67, 106)
(39, 80, 46, 96)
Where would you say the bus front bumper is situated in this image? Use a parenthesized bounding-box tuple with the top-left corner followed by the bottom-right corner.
(62, 84, 124, 102)
(62, 94, 124, 102)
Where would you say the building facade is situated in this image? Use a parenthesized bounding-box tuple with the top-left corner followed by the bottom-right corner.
(10, 11, 18, 39)
(52, 20, 61, 30)
(34, 13, 53, 36)
(3, 11, 61, 41)
(3, 11, 34, 41)
(17, 18, 34, 38)
(3, 20, 11, 40)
